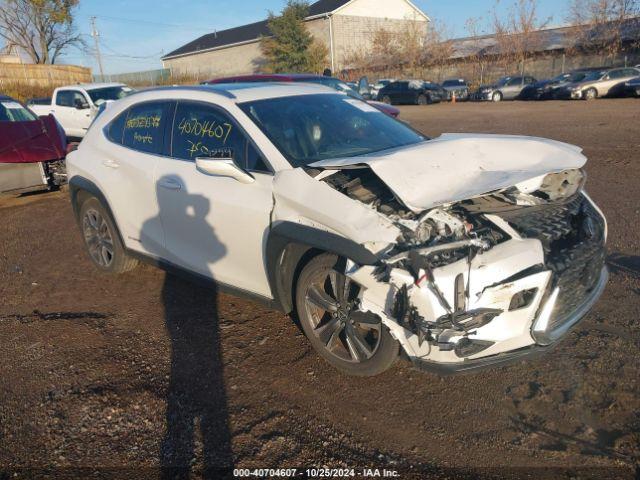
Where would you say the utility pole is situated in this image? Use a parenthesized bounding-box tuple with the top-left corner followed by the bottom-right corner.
(90, 16, 105, 79)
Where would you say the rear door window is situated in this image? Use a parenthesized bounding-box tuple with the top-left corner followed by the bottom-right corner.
(118, 101, 172, 154)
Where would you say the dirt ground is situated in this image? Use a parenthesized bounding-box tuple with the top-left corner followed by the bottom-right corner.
(0, 99, 638, 479)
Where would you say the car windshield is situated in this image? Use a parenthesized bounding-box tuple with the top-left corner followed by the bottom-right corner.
(240, 94, 426, 167)
(300, 77, 364, 100)
(443, 79, 466, 87)
(581, 71, 607, 82)
(568, 72, 588, 82)
(0, 99, 37, 122)
(87, 86, 134, 105)
(496, 77, 512, 86)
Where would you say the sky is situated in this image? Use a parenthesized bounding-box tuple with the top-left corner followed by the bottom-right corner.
(57, 0, 565, 75)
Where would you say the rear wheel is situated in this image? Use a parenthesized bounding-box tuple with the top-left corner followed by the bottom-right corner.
(584, 88, 598, 100)
(79, 197, 138, 274)
(381, 95, 392, 105)
(295, 253, 399, 376)
(417, 94, 428, 105)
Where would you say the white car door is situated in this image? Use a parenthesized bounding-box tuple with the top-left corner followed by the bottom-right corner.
(154, 100, 274, 297)
(53, 89, 93, 137)
(98, 99, 174, 258)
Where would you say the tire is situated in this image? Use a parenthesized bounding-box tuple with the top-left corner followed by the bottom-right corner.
(417, 94, 428, 105)
(381, 95, 392, 105)
(492, 91, 503, 102)
(79, 197, 138, 274)
(584, 88, 597, 101)
(295, 253, 399, 376)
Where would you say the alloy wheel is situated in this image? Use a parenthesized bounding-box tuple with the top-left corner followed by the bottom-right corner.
(304, 268, 382, 363)
(82, 208, 115, 267)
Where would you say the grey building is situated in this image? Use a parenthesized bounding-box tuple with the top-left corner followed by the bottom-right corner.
(162, 0, 429, 78)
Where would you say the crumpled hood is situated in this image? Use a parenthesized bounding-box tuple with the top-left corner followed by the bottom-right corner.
(310, 133, 587, 212)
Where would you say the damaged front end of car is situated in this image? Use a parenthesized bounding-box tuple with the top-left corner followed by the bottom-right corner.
(272, 135, 608, 374)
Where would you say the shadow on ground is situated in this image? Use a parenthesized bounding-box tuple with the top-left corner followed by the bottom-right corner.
(607, 254, 640, 279)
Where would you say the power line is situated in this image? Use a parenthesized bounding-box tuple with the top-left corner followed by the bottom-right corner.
(87, 14, 214, 32)
(99, 39, 164, 60)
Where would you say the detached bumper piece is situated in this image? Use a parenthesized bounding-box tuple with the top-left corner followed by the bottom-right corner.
(411, 267, 608, 375)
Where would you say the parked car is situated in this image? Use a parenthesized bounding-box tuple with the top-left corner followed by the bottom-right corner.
(623, 76, 640, 97)
(204, 74, 400, 118)
(473, 76, 537, 101)
(556, 67, 640, 100)
(378, 80, 444, 105)
(29, 83, 134, 138)
(370, 79, 395, 100)
(0, 95, 67, 193)
(67, 83, 608, 376)
(441, 78, 470, 101)
(519, 70, 594, 100)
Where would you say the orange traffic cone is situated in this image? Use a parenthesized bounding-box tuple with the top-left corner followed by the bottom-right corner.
(451, 91, 456, 104)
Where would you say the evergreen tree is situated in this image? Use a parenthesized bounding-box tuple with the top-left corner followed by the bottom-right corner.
(261, 0, 328, 73)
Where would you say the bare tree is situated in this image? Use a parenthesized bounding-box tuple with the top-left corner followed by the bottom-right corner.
(399, 13, 428, 75)
(464, 17, 492, 86)
(492, 0, 551, 76)
(422, 20, 454, 82)
(566, 0, 639, 61)
(0, 0, 83, 64)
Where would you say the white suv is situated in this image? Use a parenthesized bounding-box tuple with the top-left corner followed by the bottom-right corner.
(67, 84, 608, 376)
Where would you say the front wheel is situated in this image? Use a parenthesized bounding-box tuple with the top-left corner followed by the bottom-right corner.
(295, 254, 399, 376)
(381, 95, 392, 105)
(417, 94, 428, 105)
(492, 91, 503, 102)
(584, 88, 598, 100)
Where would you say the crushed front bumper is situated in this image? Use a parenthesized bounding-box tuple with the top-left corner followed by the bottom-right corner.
(410, 267, 608, 375)
(350, 192, 608, 375)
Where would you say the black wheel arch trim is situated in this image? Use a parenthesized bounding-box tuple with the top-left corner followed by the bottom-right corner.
(266, 221, 381, 314)
(68, 175, 126, 247)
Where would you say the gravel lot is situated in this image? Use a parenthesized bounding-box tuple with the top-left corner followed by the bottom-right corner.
(0, 99, 638, 479)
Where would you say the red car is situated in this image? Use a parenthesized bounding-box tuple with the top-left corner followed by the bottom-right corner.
(204, 74, 401, 118)
(0, 95, 67, 193)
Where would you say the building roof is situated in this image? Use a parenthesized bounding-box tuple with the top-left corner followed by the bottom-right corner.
(162, 0, 351, 60)
(447, 17, 640, 60)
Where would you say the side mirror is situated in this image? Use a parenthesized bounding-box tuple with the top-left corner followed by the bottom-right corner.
(195, 155, 255, 184)
(74, 99, 89, 110)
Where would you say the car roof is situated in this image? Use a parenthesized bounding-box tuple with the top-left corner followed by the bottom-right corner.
(129, 82, 339, 103)
(207, 73, 327, 84)
(62, 82, 126, 90)
(0, 95, 15, 101)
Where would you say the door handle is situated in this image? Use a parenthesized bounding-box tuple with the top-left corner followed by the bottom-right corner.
(102, 159, 119, 169)
(159, 179, 182, 191)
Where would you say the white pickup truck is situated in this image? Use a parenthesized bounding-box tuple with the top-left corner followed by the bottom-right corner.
(29, 83, 134, 138)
